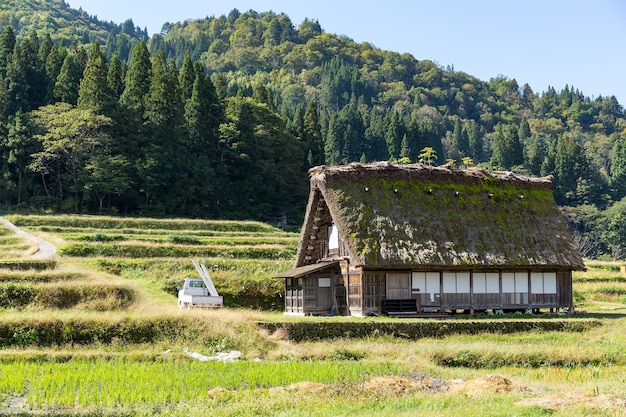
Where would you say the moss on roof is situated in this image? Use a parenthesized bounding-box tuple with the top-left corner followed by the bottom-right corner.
(303, 162, 584, 270)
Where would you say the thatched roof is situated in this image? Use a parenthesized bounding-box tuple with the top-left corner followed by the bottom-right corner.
(296, 162, 585, 270)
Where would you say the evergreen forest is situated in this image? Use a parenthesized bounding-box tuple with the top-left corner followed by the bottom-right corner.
(1, 0, 626, 259)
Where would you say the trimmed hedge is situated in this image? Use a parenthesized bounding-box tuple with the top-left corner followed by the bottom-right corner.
(0, 283, 135, 309)
(0, 317, 207, 347)
(430, 349, 622, 368)
(57, 243, 296, 259)
(0, 260, 57, 270)
(259, 319, 602, 342)
(6, 215, 283, 233)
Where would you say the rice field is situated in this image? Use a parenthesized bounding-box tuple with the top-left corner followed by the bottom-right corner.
(0, 214, 625, 416)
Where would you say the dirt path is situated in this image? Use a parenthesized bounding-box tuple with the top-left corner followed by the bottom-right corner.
(0, 216, 56, 259)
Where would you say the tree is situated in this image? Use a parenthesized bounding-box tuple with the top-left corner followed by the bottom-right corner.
(491, 123, 524, 169)
(29, 103, 113, 210)
(107, 53, 125, 99)
(3, 111, 37, 205)
(179, 52, 195, 102)
(518, 117, 531, 142)
(139, 51, 185, 213)
(44, 44, 64, 104)
(610, 136, 626, 199)
(451, 118, 469, 156)
(552, 132, 588, 205)
(0, 26, 16, 78)
(84, 154, 130, 213)
(216, 96, 305, 219)
(525, 135, 547, 176)
(385, 111, 403, 159)
(54, 53, 81, 105)
(120, 41, 151, 116)
(465, 120, 484, 162)
(418, 147, 437, 165)
(78, 43, 116, 116)
(303, 100, 324, 166)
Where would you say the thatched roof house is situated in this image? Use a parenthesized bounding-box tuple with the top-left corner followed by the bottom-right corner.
(276, 162, 585, 317)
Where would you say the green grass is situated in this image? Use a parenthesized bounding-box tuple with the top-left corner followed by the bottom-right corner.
(1, 215, 625, 416)
(1, 359, 405, 408)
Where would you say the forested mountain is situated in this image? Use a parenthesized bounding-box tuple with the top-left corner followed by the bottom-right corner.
(1, 2, 626, 258)
(1, 0, 147, 45)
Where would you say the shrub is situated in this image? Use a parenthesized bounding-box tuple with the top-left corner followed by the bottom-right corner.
(78, 234, 127, 242)
(0, 317, 209, 347)
(0, 284, 35, 308)
(258, 319, 602, 342)
(167, 235, 200, 244)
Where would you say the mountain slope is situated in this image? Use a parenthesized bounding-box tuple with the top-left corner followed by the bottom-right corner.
(0, 0, 145, 43)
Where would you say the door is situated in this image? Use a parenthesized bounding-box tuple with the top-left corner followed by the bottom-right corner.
(386, 273, 411, 299)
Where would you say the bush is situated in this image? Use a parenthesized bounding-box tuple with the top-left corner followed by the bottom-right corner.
(78, 234, 127, 242)
(430, 349, 620, 368)
(167, 235, 200, 244)
(258, 319, 602, 342)
(0, 260, 57, 270)
(58, 243, 296, 259)
(0, 317, 209, 347)
(0, 283, 135, 310)
(0, 284, 35, 308)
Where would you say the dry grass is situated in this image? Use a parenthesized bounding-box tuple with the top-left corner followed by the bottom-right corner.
(1, 215, 626, 416)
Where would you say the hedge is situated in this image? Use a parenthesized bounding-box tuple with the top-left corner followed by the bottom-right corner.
(258, 319, 602, 342)
(0, 317, 206, 347)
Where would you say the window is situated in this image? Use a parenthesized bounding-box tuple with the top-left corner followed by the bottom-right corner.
(515, 272, 528, 292)
(502, 272, 528, 293)
(411, 272, 440, 293)
(328, 225, 339, 250)
(473, 272, 499, 294)
(319, 278, 331, 288)
(442, 272, 470, 293)
(531, 272, 557, 294)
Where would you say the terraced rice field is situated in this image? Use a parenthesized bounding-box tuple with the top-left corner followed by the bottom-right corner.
(0, 214, 625, 416)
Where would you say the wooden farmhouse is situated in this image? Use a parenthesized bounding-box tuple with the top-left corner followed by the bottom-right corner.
(275, 162, 586, 317)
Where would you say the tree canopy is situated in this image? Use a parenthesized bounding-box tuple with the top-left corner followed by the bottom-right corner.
(1, 3, 626, 256)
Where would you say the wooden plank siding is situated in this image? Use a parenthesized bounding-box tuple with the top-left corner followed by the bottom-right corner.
(287, 267, 573, 316)
(349, 269, 574, 315)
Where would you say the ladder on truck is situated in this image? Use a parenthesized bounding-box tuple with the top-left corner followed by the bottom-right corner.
(192, 259, 220, 297)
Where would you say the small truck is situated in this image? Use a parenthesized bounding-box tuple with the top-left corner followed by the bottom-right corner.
(178, 260, 223, 309)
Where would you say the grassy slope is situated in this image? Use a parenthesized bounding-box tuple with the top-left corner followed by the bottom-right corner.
(0, 214, 625, 416)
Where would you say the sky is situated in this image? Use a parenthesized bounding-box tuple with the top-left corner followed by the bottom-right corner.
(66, 0, 626, 105)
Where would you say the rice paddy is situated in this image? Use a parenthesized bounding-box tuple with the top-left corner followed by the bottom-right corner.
(0, 214, 625, 416)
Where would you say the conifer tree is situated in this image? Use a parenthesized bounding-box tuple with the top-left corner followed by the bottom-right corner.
(465, 120, 484, 162)
(120, 41, 151, 116)
(610, 137, 626, 199)
(0, 26, 16, 78)
(303, 100, 324, 166)
(44, 45, 64, 104)
(518, 117, 531, 142)
(6, 43, 29, 114)
(385, 111, 403, 160)
(179, 52, 195, 102)
(140, 51, 185, 213)
(451, 118, 469, 156)
(491, 123, 524, 169)
(54, 53, 81, 105)
(107, 53, 125, 99)
(78, 43, 116, 116)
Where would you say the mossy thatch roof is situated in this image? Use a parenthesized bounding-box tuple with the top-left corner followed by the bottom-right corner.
(296, 162, 585, 270)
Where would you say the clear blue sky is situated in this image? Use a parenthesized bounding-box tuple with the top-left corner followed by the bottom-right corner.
(66, 0, 626, 106)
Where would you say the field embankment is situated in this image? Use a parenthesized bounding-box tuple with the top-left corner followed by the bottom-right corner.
(0, 214, 625, 416)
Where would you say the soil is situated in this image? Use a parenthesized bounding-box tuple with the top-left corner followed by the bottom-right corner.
(449, 374, 531, 397)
